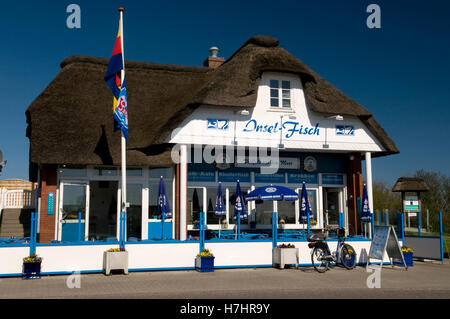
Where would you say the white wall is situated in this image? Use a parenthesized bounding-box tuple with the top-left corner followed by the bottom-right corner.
(168, 72, 385, 153)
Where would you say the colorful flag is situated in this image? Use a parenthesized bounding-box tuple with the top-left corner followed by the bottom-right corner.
(114, 78, 128, 141)
(104, 24, 123, 100)
(105, 20, 128, 141)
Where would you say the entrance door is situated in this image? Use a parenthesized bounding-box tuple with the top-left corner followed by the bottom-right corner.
(323, 188, 342, 226)
(126, 184, 142, 240)
(89, 181, 118, 241)
(59, 182, 89, 242)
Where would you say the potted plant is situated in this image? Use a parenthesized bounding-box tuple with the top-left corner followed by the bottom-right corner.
(195, 248, 215, 272)
(103, 248, 129, 275)
(401, 246, 414, 267)
(273, 243, 299, 269)
(393, 246, 414, 267)
(23, 253, 42, 280)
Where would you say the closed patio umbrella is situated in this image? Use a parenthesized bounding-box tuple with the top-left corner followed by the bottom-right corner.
(157, 177, 171, 240)
(300, 182, 313, 223)
(233, 181, 247, 239)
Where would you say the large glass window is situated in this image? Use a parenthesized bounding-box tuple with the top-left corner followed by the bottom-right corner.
(94, 167, 117, 176)
(228, 187, 250, 225)
(278, 199, 296, 224)
(148, 178, 173, 220)
(255, 200, 273, 225)
(59, 168, 87, 178)
(88, 181, 118, 240)
(206, 186, 221, 225)
(187, 188, 203, 227)
(61, 184, 86, 220)
(127, 184, 142, 240)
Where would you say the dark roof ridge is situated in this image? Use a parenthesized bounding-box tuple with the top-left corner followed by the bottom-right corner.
(60, 55, 211, 74)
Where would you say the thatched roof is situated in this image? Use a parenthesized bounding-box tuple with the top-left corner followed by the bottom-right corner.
(26, 35, 398, 179)
(392, 177, 430, 192)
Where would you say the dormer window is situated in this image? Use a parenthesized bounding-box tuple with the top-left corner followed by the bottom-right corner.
(270, 80, 291, 108)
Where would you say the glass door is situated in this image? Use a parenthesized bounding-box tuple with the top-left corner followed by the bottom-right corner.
(126, 183, 142, 240)
(59, 182, 89, 242)
(323, 188, 342, 226)
(187, 187, 206, 230)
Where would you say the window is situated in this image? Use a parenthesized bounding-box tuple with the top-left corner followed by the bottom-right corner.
(270, 80, 291, 108)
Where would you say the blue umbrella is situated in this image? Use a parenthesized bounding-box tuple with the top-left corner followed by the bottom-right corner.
(300, 182, 313, 223)
(157, 177, 171, 240)
(215, 182, 226, 216)
(233, 181, 247, 240)
(245, 185, 299, 202)
(361, 184, 372, 223)
(233, 180, 247, 221)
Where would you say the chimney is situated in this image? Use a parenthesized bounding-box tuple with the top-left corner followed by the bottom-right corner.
(203, 46, 225, 69)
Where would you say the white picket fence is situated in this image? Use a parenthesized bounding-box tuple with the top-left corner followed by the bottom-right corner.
(0, 188, 35, 213)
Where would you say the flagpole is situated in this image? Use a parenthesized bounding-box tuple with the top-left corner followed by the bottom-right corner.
(119, 7, 127, 241)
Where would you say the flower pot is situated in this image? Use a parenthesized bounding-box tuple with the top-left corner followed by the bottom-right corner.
(22, 261, 41, 280)
(393, 252, 413, 267)
(195, 256, 214, 272)
(273, 247, 299, 269)
(103, 251, 129, 275)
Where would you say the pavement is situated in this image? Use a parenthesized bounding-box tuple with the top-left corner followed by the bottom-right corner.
(0, 260, 449, 299)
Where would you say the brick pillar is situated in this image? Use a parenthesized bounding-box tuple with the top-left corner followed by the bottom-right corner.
(347, 153, 362, 235)
(39, 165, 57, 243)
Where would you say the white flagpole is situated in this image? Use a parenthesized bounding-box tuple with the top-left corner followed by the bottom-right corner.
(119, 7, 127, 239)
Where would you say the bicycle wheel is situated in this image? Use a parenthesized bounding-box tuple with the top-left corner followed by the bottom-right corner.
(340, 244, 357, 269)
(311, 247, 329, 273)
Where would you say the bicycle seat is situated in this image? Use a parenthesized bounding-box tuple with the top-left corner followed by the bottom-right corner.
(307, 233, 327, 242)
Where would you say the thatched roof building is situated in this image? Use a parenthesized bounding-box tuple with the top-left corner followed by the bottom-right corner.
(26, 35, 398, 180)
(392, 177, 430, 193)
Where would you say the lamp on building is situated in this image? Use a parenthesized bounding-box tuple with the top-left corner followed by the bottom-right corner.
(323, 115, 344, 149)
(279, 114, 297, 149)
(233, 109, 250, 145)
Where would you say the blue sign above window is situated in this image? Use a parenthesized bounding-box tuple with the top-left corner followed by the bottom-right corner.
(287, 173, 318, 184)
(218, 171, 250, 183)
(322, 174, 345, 185)
(255, 173, 285, 184)
(188, 171, 215, 182)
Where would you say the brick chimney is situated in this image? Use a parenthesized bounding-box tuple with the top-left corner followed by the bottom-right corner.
(203, 46, 225, 69)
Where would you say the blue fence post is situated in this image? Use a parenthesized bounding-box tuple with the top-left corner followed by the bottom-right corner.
(371, 214, 375, 238)
(338, 212, 343, 229)
(307, 211, 310, 234)
(29, 212, 36, 256)
(439, 212, 444, 263)
(237, 212, 241, 241)
(120, 211, 126, 249)
(400, 212, 405, 240)
(161, 210, 165, 240)
(378, 210, 382, 225)
(77, 211, 82, 242)
(199, 211, 205, 252)
(272, 212, 277, 248)
(119, 212, 122, 247)
(418, 212, 421, 237)
(384, 211, 388, 226)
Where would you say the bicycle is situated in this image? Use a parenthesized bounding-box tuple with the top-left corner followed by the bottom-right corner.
(307, 227, 357, 273)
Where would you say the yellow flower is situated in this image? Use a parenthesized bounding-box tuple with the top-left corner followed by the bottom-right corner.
(197, 249, 213, 257)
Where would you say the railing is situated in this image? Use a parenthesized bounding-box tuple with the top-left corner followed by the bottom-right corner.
(0, 188, 35, 211)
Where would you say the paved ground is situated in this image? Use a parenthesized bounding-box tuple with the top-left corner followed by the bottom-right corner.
(0, 260, 449, 299)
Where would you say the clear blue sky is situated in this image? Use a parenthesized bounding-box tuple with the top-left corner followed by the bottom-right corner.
(0, 0, 449, 186)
